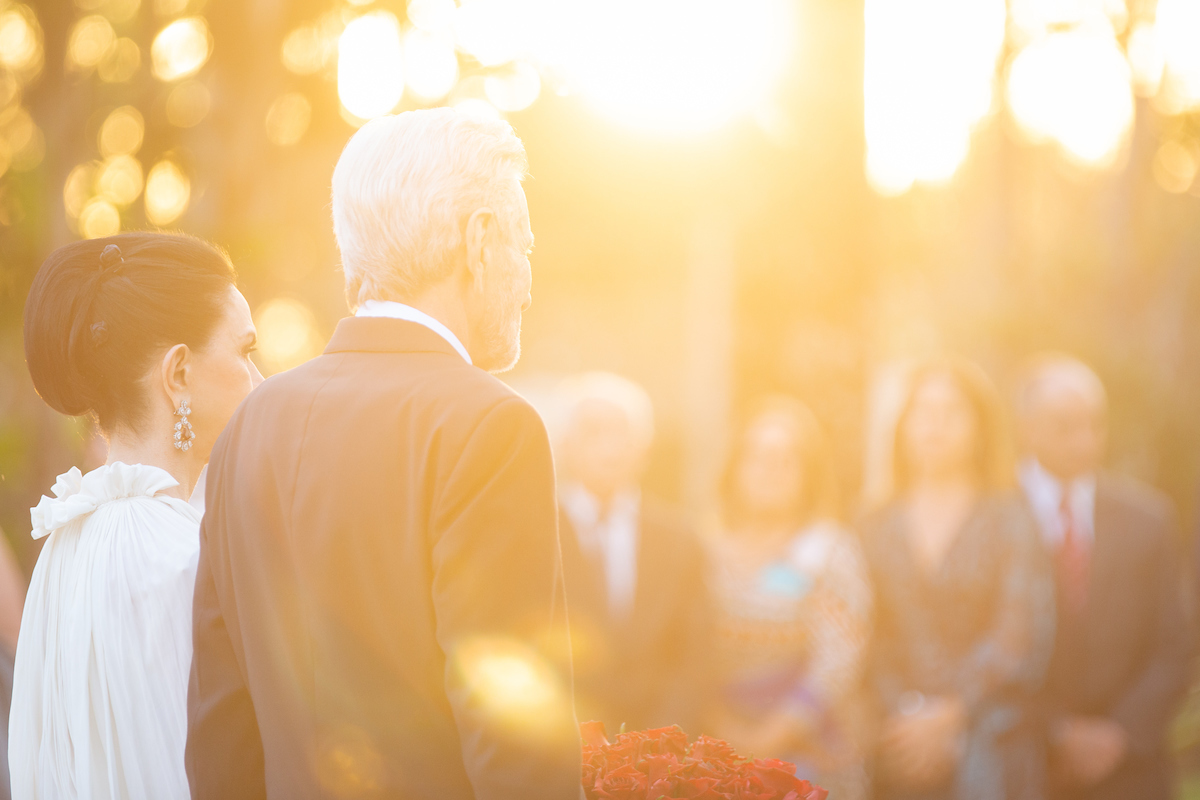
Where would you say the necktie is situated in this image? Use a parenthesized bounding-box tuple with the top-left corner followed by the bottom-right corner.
(1057, 493, 1089, 616)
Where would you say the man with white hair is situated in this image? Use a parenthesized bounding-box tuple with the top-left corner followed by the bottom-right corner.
(187, 109, 582, 799)
(552, 372, 709, 736)
(1016, 354, 1190, 800)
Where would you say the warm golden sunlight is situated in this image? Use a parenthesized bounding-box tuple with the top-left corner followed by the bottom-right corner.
(864, 0, 1005, 195)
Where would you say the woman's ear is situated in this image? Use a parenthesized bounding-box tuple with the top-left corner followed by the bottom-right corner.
(160, 343, 192, 410)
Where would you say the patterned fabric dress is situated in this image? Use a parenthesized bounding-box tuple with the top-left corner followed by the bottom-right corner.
(861, 492, 1055, 800)
(707, 521, 873, 800)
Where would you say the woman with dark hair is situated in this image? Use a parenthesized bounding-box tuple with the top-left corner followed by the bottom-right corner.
(705, 397, 873, 799)
(862, 358, 1054, 800)
(10, 233, 262, 798)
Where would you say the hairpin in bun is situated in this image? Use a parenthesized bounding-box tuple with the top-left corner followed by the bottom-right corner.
(99, 244, 124, 273)
(90, 321, 109, 346)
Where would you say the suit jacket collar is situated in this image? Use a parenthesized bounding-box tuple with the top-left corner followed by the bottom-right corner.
(324, 316, 467, 360)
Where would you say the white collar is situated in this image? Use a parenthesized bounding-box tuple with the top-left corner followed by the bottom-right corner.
(1018, 457, 1097, 545)
(355, 300, 472, 365)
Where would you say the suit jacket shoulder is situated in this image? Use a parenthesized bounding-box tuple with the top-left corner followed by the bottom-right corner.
(1097, 473, 1176, 531)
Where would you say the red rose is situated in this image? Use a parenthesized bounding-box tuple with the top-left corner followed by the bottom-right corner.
(641, 725, 690, 757)
(745, 759, 827, 800)
(581, 720, 611, 748)
(593, 763, 648, 800)
(578, 723, 825, 800)
(690, 736, 742, 766)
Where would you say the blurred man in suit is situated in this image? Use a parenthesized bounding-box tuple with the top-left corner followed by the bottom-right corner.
(1016, 355, 1191, 800)
(552, 372, 709, 736)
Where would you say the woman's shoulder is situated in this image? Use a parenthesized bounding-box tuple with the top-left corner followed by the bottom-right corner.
(31, 462, 199, 540)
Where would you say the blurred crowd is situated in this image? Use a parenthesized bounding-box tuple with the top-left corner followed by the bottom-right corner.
(0, 349, 1189, 800)
(549, 354, 1193, 800)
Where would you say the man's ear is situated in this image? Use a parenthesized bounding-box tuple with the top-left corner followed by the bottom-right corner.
(160, 343, 192, 409)
(464, 207, 496, 290)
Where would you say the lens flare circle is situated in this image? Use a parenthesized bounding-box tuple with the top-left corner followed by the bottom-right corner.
(144, 160, 190, 225)
(337, 12, 405, 120)
(1007, 28, 1133, 167)
(151, 17, 211, 82)
(864, 0, 1006, 195)
(557, 0, 795, 135)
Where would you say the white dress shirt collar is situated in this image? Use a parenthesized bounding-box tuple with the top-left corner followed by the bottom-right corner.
(355, 300, 472, 365)
(1018, 457, 1096, 548)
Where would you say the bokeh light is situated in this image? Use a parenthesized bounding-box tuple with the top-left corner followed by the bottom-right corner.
(78, 197, 121, 239)
(144, 159, 190, 225)
(402, 28, 458, 101)
(165, 79, 210, 127)
(7, 114, 42, 171)
(63, 162, 98, 219)
(337, 12, 405, 120)
(154, 0, 189, 17)
(281, 22, 332, 76)
(1006, 28, 1133, 168)
(1156, 0, 1200, 112)
(1153, 140, 1197, 194)
(98, 38, 140, 83)
(97, 155, 143, 206)
(452, 636, 565, 732)
(77, 0, 141, 26)
(3, 106, 33, 154)
(408, 0, 456, 33)
(557, 0, 796, 135)
(484, 61, 541, 113)
(98, 105, 144, 158)
(265, 92, 311, 146)
(1008, 0, 1128, 45)
(454, 0, 529, 68)
(451, 96, 502, 122)
(151, 17, 211, 82)
(0, 4, 43, 80)
(66, 15, 116, 71)
(253, 297, 323, 374)
(864, 0, 1006, 195)
(0, 71, 18, 112)
(1126, 21, 1164, 99)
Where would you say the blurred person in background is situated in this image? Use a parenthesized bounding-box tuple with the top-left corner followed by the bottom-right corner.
(1016, 355, 1191, 800)
(862, 358, 1055, 800)
(705, 396, 872, 799)
(554, 371, 710, 735)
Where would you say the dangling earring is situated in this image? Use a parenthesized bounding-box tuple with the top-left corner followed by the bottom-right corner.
(173, 400, 195, 451)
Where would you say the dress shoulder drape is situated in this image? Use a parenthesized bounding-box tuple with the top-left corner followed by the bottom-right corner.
(10, 462, 201, 800)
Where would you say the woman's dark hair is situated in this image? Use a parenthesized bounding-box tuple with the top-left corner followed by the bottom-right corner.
(889, 357, 1013, 498)
(24, 232, 236, 433)
(719, 395, 840, 530)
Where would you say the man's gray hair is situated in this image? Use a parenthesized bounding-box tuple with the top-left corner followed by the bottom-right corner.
(1014, 353, 1108, 419)
(555, 371, 656, 450)
(331, 108, 528, 307)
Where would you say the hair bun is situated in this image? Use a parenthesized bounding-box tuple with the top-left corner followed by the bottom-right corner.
(99, 244, 123, 272)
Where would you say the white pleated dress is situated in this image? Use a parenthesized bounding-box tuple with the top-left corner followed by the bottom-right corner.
(9, 462, 202, 800)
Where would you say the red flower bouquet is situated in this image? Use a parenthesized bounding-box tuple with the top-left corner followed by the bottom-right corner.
(580, 722, 828, 800)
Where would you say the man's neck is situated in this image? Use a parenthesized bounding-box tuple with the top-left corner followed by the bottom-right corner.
(375, 281, 471, 356)
(1028, 456, 1093, 489)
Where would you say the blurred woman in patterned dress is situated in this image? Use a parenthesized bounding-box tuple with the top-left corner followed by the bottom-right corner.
(861, 358, 1054, 800)
(705, 396, 873, 800)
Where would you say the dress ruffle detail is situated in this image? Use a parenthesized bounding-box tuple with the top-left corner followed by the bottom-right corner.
(30, 462, 184, 540)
